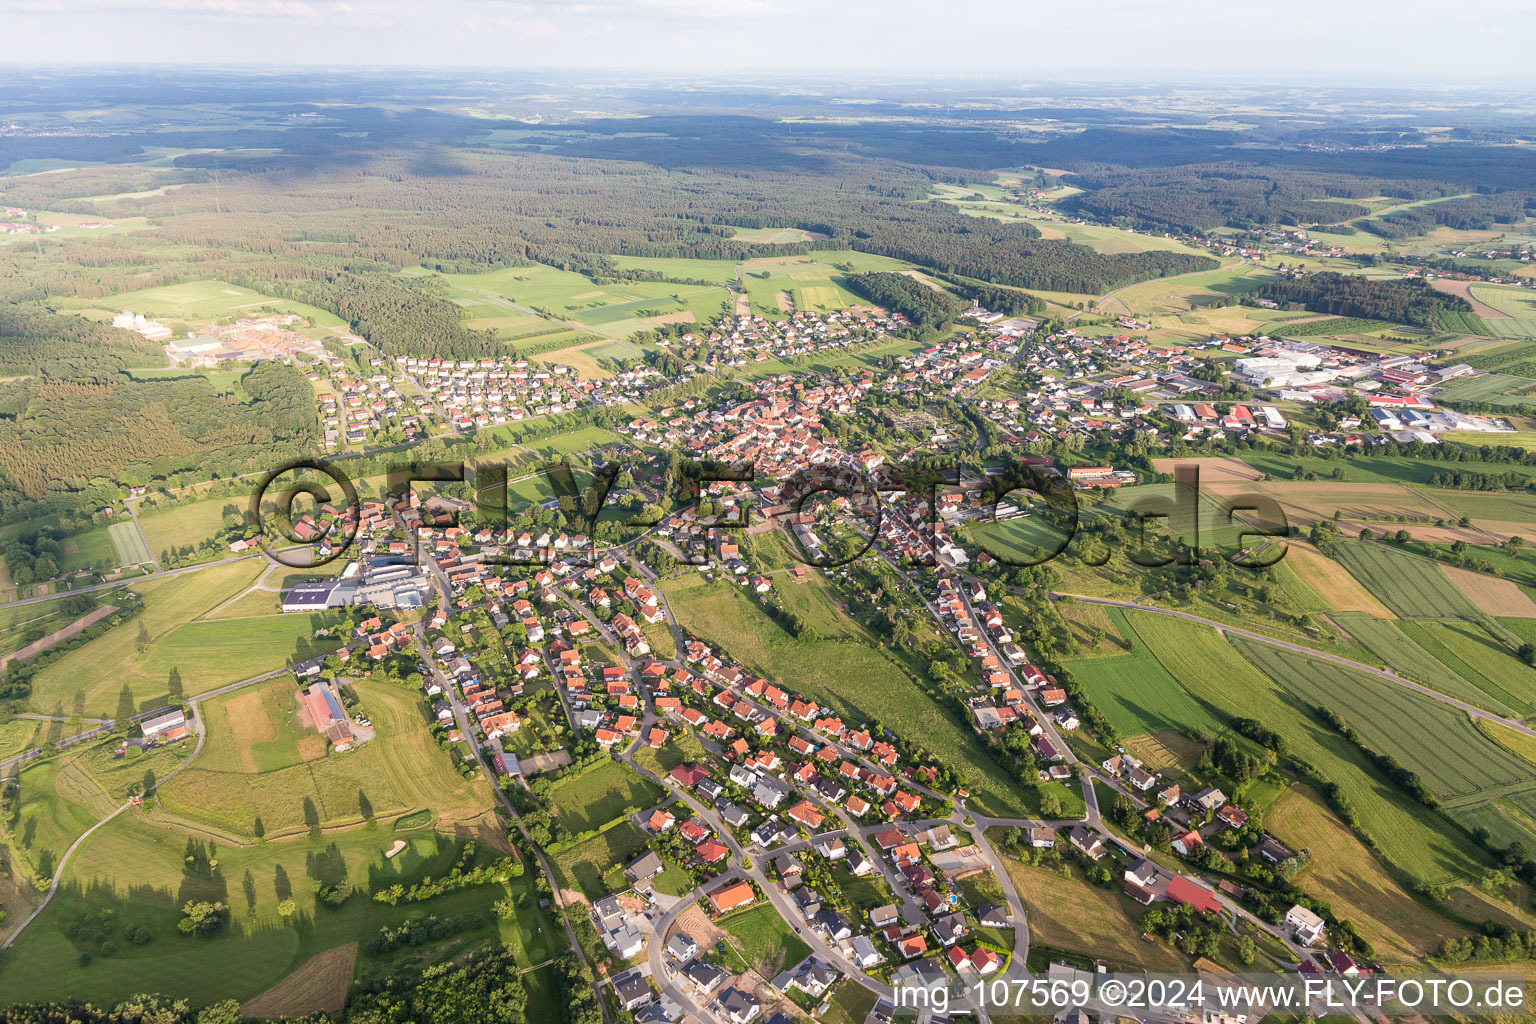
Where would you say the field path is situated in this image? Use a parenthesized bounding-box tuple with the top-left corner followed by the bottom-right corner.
(0, 604, 117, 670)
(1053, 593, 1536, 741)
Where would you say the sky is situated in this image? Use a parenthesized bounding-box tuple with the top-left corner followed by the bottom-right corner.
(1, 0, 1533, 80)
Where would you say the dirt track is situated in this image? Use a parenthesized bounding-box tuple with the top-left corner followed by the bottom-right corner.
(0, 604, 117, 670)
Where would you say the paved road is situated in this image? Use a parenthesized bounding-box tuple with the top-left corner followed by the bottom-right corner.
(1056, 592, 1536, 740)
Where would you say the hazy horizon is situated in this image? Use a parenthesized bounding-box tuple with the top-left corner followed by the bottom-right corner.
(2, 0, 1533, 83)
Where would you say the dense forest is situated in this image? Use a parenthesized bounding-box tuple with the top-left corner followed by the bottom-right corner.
(1067, 165, 1376, 233)
(0, 946, 531, 1024)
(0, 306, 163, 380)
(1356, 191, 1531, 239)
(0, 359, 317, 509)
(1255, 272, 1473, 329)
(846, 271, 964, 330)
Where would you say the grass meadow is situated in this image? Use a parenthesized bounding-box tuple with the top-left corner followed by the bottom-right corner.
(156, 679, 496, 841)
(545, 760, 663, 836)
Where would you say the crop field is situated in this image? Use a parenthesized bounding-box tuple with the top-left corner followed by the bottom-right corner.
(239, 944, 357, 1018)
(1230, 637, 1532, 814)
(1332, 612, 1519, 716)
(0, 811, 505, 1005)
(1398, 620, 1536, 715)
(1064, 609, 1224, 738)
(1441, 565, 1536, 618)
(106, 521, 152, 566)
(1421, 488, 1536, 524)
(440, 264, 731, 338)
(960, 515, 1072, 565)
(1125, 611, 1484, 885)
(737, 256, 866, 317)
(1053, 599, 1129, 656)
(63, 278, 345, 329)
(994, 851, 1187, 971)
(1438, 373, 1536, 406)
(1, 757, 102, 887)
(546, 761, 663, 835)
(549, 820, 651, 901)
(1467, 285, 1536, 340)
(1266, 786, 1466, 962)
(605, 255, 741, 284)
(1096, 264, 1255, 318)
(657, 573, 1036, 818)
(1331, 541, 1483, 620)
(157, 679, 495, 840)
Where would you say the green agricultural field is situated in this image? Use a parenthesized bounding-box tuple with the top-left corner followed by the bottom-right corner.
(136, 496, 249, 565)
(1398, 620, 1536, 716)
(63, 279, 345, 329)
(1, 756, 102, 887)
(1437, 373, 1536, 406)
(545, 761, 663, 836)
(1333, 612, 1521, 717)
(1125, 611, 1485, 886)
(27, 561, 338, 717)
(439, 263, 731, 338)
(657, 573, 1036, 818)
(1265, 785, 1468, 963)
(106, 522, 152, 566)
(961, 516, 1072, 565)
(1063, 608, 1225, 738)
(604, 255, 742, 285)
(1331, 541, 1482, 620)
(0, 812, 508, 1006)
(156, 678, 496, 841)
(1231, 638, 1532, 815)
